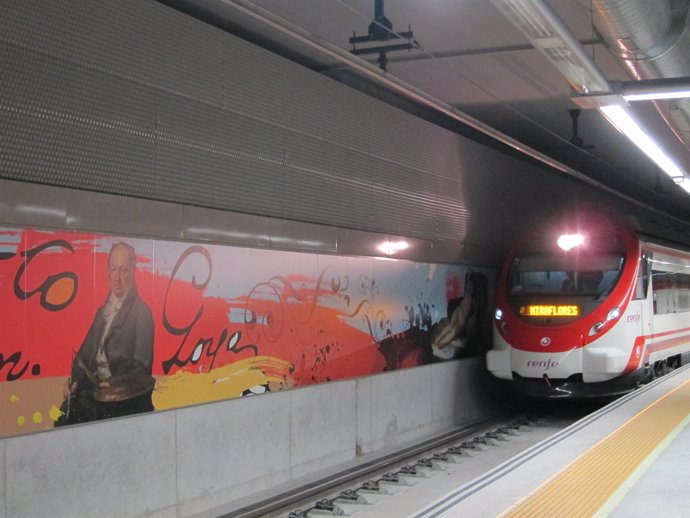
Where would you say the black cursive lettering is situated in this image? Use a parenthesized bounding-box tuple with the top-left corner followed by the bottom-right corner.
(14, 240, 78, 311)
(161, 246, 213, 374)
(0, 351, 41, 381)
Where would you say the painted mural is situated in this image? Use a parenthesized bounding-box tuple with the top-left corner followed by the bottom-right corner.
(0, 226, 491, 438)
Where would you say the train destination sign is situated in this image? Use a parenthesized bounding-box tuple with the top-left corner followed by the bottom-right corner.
(520, 305, 580, 317)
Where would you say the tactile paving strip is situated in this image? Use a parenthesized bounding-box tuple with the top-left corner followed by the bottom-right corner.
(500, 380, 690, 517)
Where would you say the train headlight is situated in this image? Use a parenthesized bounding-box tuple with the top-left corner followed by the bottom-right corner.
(589, 307, 621, 336)
(557, 233, 585, 251)
(589, 322, 605, 336)
(606, 307, 621, 321)
(494, 309, 509, 334)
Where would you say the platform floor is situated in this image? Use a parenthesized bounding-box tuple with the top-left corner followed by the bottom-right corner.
(411, 365, 690, 518)
(278, 366, 690, 518)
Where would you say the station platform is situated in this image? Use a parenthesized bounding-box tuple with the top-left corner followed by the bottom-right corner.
(412, 365, 690, 518)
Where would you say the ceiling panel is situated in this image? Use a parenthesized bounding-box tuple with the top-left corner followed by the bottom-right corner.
(159, 0, 690, 238)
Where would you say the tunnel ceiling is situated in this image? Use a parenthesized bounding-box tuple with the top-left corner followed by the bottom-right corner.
(158, 0, 690, 244)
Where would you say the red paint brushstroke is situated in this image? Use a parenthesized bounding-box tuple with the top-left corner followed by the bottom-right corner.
(1, 228, 395, 386)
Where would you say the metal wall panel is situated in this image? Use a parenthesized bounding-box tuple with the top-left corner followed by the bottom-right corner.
(0, 0, 587, 268)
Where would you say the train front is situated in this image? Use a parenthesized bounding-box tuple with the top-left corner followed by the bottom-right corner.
(487, 219, 640, 397)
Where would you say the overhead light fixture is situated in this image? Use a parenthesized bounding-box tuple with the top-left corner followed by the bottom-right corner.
(624, 90, 690, 102)
(676, 178, 690, 194)
(616, 77, 690, 102)
(572, 81, 690, 190)
(599, 104, 687, 182)
(490, 1, 690, 194)
(378, 240, 409, 255)
(671, 175, 690, 196)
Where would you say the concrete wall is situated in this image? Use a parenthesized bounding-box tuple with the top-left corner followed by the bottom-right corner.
(0, 358, 507, 517)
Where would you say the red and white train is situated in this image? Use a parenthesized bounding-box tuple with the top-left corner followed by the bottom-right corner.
(487, 212, 690, 398)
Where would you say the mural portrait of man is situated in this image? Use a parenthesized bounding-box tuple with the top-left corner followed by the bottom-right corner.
(0, 224, 485, 439)
(57, 242, 155, 425)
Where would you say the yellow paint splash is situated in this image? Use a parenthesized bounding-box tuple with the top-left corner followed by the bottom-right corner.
(10, 394, 20, 403)
(153, 356, 294, 410)
(49, 405, 63, 422)
(17, 415, 25, 426)
(32, 412, 42, 424)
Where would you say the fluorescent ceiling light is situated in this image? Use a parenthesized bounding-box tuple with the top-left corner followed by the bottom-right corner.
(618, 77, 690, 102)
(623, 90, 690, 102)
(599, 105, 687, 182)
(679, 179, 690, 194)
(574, 78, 690, 104)
(489, 2, 690, 193)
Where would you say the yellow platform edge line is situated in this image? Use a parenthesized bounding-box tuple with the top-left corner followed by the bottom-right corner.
(498, 379, 690, 518)
(592, 411, 690, 517)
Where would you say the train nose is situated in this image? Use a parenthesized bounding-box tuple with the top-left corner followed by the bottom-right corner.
(514, 347, 583, 380)
(512, 328, 585, 380)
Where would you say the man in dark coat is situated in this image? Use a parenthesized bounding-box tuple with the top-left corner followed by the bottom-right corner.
(59, 242, 154, 423)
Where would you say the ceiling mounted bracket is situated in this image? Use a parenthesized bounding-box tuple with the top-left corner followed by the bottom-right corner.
(349, 0, 416, 71)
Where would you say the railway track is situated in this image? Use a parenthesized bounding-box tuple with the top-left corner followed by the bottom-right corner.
(219, 400, 606, 518)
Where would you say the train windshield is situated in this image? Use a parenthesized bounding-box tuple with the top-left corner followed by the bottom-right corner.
(509, 253, 624, 297)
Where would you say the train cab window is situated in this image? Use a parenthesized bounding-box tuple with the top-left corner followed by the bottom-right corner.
(507, 233, 627, 322)
(509, 254, 624, 322)
(510, 254, 623, 296)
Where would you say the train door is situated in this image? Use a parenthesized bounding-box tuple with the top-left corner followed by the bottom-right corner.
(634, 252, 653, 353)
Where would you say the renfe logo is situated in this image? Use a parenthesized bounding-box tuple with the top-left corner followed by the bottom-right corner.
(527, 358, 559, 370)
(627, 313, 641, 324)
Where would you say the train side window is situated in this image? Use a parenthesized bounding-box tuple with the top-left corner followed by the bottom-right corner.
(635, 253, 650, 300)
(651, 268, 690, 314)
